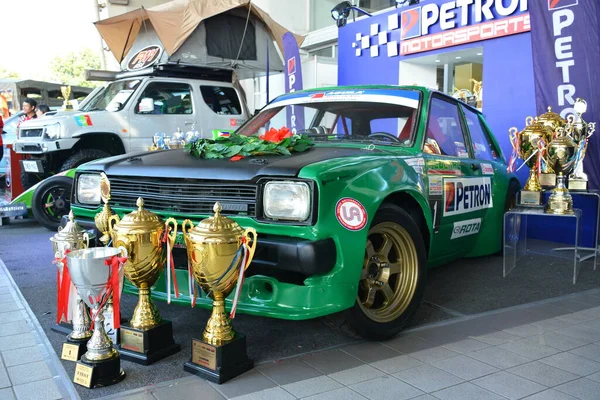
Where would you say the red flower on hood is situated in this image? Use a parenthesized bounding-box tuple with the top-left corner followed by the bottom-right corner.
(260, 127, 292, 143)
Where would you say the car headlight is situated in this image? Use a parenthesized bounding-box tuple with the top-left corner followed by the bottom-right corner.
(77, 174, 101, 205)
(263, 181, 311, 221)
(44, 123, 61, 139)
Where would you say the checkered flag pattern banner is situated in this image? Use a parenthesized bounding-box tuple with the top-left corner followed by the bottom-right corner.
(352, 14, 401, 58)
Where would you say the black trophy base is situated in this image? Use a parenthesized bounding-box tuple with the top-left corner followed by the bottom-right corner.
(519, 190, 542, 206)
(118, 320, 180, 365)
(51, 322, 72, 335)
(184, 334, 253, 384)
(77, 354, 126, 388)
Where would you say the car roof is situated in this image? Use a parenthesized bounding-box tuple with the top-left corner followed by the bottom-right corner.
(274, 85, 483, 115)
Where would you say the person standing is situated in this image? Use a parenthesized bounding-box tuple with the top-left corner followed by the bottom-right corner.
(17, 98, 37, 127)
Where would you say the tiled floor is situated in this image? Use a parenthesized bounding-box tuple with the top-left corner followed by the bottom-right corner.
(95, 288, 600, 400)
(0, 259, 78, 400)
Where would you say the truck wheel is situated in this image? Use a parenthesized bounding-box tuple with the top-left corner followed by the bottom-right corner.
(20, 171, 43, 191)
(60, 149, 111, 171)
(31, 176, 72, 231)
(346, 204, 427, 340)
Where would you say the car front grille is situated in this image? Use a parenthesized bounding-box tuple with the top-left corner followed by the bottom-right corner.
(19, 129, 43, 138)
(107, 176, 258, 217)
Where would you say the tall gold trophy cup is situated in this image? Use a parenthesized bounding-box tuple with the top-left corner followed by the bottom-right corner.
(108, 197, 180, 365)
(536, 107, 566, 187)
(567, 98, 596, 191)
(546, 127, 577, 214)
(182, 202, 257, 384)
(61, 86, 72, 110)
(50, 211, 93, 361)
(510, 117, 552, 205)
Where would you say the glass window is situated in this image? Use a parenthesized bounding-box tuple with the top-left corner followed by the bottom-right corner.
(135, 82, 192, 115)
(87, 79, 141, 112)
(310, 47, 334, 58)
(310, 0, 339, 30)
(358, 0, 396, 13)
(462, 107, 500, 161)
(424, 97, 469, 158)
(200, 86, 242, 115)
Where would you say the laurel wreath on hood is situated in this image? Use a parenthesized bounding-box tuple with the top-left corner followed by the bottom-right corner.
(185, 128, 314, 160)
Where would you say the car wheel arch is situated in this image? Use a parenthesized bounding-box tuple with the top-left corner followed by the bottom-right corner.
(72, 132, 125, 155)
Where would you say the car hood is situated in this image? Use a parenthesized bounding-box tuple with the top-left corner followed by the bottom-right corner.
(79, 146, 388, 181)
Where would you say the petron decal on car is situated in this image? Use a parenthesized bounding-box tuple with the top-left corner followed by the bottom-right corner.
(336, 198, 368, 231)
(451, 218, 482, 239)
(443, 177, 493, 216)
(480, 163, 494, 175)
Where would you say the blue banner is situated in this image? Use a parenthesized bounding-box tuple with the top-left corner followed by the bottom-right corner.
(282, 32, 305, 134)
(529, 0, 600, 189)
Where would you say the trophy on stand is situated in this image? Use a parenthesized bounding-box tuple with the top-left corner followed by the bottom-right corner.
(66, 247, 127, 388)
(108, 197, 180, 365)
(508, 117, 552, 206)
(50, 211, 93, 361)
(95, 173, 115, 246)
(546, 127, 577, 214)
(536, 107, 567, 188)
(182, 202, 257, 384)
(567, 98, 596, 191)
(61, 86, 72, 110)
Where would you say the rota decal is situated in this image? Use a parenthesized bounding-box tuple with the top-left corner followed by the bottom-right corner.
(444, 177, 493, 216)
(451, 218, 482, 239)
(336, 198, 368, 231)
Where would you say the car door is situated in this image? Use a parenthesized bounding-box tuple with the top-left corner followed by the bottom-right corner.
(196, 83, 247, 136)
(128, 80, 196, 152)
(423, 95, 492, 261)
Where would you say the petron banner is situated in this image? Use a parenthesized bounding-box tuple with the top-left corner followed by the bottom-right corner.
(529, 0, 600, 189)
(282, 32, 305, 134)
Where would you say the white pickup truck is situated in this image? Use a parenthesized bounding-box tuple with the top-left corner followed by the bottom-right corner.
(13, 63, 250, 188)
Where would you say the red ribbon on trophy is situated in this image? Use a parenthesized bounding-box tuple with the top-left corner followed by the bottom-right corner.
(54, 249, 72, 324)
(96, 254, 127, 329)
(230, 237, 252, 319)
(162, 224, 179, 304)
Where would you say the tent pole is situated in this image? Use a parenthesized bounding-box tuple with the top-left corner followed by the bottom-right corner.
(266, 36, 270, 105)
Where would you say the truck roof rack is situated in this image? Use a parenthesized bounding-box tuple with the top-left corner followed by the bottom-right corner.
(85, 63, 234, 83)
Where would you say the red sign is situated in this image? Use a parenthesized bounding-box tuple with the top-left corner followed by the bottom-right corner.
(336, 198, 367, 231)
(400, 14, 530, 56)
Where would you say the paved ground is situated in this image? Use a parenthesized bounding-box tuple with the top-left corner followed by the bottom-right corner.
(1, 216, 600, 399)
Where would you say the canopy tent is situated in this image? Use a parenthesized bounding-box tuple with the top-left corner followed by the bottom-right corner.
(95, 0, 304, 78)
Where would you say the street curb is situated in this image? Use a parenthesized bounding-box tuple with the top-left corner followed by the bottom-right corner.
(0, 257, 81, 400)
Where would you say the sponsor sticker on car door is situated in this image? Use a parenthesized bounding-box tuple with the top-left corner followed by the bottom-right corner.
(443, 177, 493, 216)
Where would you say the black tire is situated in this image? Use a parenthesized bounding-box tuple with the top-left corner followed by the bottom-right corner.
(31, 176, 73, 231)
(20, 170, 43, 191)
(345, 203, 428, 340)
(60, 149, 111, 172)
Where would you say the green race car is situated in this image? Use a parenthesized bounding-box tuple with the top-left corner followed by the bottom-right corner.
(70, 86, 519, 340)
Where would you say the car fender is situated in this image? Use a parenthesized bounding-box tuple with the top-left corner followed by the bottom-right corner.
(10, 169, 76, 209)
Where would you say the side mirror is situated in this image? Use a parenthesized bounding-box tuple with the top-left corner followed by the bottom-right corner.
(139, 98, 155, 113)
(254, 109, 261, 116)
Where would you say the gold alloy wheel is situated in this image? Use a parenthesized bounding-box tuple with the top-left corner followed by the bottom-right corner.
(358, 222, 419, 323)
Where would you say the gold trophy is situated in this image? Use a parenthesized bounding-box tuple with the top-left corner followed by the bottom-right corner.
(509, 117, 552, 205)
(546, 127, 577, 214)
(108, 197, 180, 365)
(182, 202, 257, 384)
(95, 173, 115, 246)
(50, 211, 93, 361)
(61, 86, 72, 110)
(567, 98, 596, 191)
(536, 107, 566, 187)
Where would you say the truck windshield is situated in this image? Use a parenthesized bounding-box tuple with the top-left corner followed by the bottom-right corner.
(85, 79, 141, 112)
(236, 101, 418, 147)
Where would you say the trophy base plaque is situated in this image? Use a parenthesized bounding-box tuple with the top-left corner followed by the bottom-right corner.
(519, 190, 542, 206)
(183, 334, 253, 384)
(539, 173, 557, 188)
(118, 320, 180, 365)
(568, 178, 588, 191)
(61, 338, 88, 362)
(51, 322, 73, 336)
(75, 355, 126, 388)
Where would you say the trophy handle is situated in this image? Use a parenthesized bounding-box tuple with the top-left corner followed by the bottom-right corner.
(588, 122, 596, 137)
(182, 219, 194, 235)
(108, 214, 120, 237)
(83, 232, 90, 249)
(117, 245, 128, 259)
(166, 217, 178, 243)
(525, 116, 534, 126)
(508, 127, 518, 150)
(242, 228, 258, 270)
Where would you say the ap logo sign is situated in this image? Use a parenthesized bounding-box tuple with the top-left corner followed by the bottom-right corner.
(548, 0, 578, 10)
(400, 7, 421, 39)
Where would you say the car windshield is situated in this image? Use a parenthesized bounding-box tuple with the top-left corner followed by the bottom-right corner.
(237, 99, 418, 146)
(84, 79, 142, 112)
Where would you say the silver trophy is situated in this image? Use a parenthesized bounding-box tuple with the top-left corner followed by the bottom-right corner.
(567, 98, 596, 191)
(66, 246, 127, 387)
(50, 211, 93, 359)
